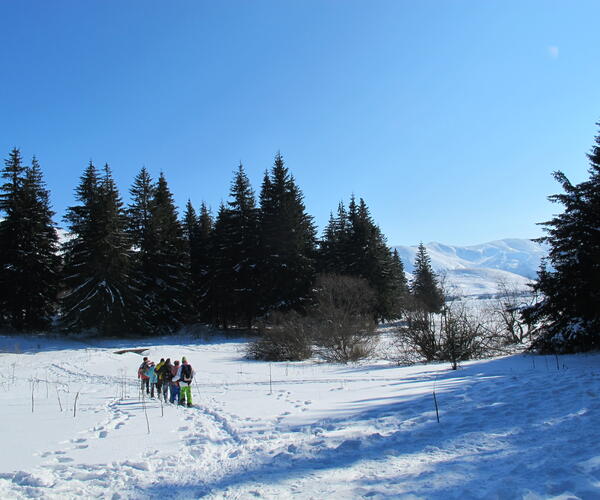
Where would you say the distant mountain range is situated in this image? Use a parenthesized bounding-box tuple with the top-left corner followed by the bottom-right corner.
(393, 239, 548, 298)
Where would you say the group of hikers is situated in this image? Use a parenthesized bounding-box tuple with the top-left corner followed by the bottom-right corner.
(137, 356, 195, 407)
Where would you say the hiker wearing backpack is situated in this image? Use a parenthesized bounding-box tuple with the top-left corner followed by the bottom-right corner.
(146, 361, 158, 398)
(155, 358, 165, 399)
(138, 357, 150, 395)
(159, 358, 173, 402)
(169, 360, 181, 404)
(173, 357, 195, 407)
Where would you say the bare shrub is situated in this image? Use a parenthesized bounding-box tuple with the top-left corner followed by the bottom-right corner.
(438, 302, 487, 369)
(488, 280, 538, 345)
(396, 299, 488, 369)
(246, 310, 313, 361)
(311, 274, 378, 363)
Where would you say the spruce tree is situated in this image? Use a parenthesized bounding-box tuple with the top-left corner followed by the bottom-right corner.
(524, 125, 600, 352)
(126, 167, 156, 330)
(207, 165, 260, 328)
(318, 202, 348, 274)
(144, 172, 190, 332)
(61, 163, 138, 335)
(410, 243, 444, 314)
(196, 202, 213, 322)
(258, 153, 317, 314)
(0, 151, 60, 330)
(182, 200, 203, 320)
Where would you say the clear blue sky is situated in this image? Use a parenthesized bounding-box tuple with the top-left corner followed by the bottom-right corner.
(1, 1, 599, 246)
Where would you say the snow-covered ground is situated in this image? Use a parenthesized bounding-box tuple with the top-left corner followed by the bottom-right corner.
(1, 334, 599, 499)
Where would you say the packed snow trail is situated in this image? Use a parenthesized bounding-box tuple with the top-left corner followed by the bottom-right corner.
(1, 335, 600, 499)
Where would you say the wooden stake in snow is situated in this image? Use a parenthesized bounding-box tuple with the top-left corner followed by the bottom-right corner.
(142, 389, 150, 434)
(73, 391, 79, 418)
(433, 390, 440, 424)
(433, 375, 440, 423)
(56, 386, 63, 412)
(269, 364, 273, 395)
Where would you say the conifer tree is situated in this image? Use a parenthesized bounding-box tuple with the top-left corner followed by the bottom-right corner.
(0, 151, 60, 330)
(196, 202, 213, 322)
(207, 165, 260, 328)
(524, 125, 600, 352)
(182, 200, 203, 320)
(61, 163, 138, 335)
(410, 243, 444, 314)
(318, 202, 348, 274)
(143, 172, 190, 333)
(126, 167, 157, 329)
(258, 153, 317, 314)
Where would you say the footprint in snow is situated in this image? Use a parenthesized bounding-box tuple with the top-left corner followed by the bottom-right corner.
(57, 457, 74, 463)
(228, 450, 240, 458)
(72, 438, 87, 444)
(99, 430, 108, 438)
(178, 426, 189, 431)
(76, 444, 89, 449)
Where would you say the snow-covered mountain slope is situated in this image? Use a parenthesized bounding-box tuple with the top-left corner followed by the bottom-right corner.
(394, 238, 547, 298)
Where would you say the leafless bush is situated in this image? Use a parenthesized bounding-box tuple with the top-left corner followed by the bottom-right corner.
(247, 274, 379, 363)
(395, 300, 489, 369)
(246, 310, 313, 361)
(311, 274, 378, 363)
(487, 280, 538, 345)
(439, 302, 487, 369)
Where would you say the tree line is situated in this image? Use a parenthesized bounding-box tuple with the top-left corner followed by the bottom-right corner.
(0, 149, 445, 337)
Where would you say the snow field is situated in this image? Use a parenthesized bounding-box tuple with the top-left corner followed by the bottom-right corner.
(1, 335, 600, 499)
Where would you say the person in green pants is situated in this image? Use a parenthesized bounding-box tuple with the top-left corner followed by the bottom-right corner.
(175, 357, 195, 407)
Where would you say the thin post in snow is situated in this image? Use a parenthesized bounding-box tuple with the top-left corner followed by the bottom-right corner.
(142, 388, 150, 434)
(432, 375, 440, 424)
(56, 386, 63, 412)
(269, 364, 272, 395)
(555, 353, 560, 371)
(433, 390, 440, 424)
(31, 380, 35, 413)
(73, 391, 79, 418)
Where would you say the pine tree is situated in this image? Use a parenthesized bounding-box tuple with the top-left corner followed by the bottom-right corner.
(410, 243, 444, 314)
(196, 202, 213, 322)
(318, 202, 348, 274)
(126, 167, 157, 330)
(318, 195, 403, 321)
(207, 165, 260, 328)
(144, 172, 190, 332)
(524, 125, 600, 352)
(0, 151, 60, 330)
(258, 153, 317, 314)
(61, 163, 138, 335)
(182, 200, 203, 320)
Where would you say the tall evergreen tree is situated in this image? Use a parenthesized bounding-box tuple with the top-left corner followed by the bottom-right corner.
(319, 195, 404, 321)
(196, 202, 213, 322)
(258, 153, 317, 314)
(207, 165, 260, 328)
(61, 163, 138, 335)
(0, 151, 60, 330)
(182, 200, 203, 320)
(410, 243, 444, 314)
(144, 172, 190, 332)
(524, 125, 600, 352)
(318, 202, 348, 274)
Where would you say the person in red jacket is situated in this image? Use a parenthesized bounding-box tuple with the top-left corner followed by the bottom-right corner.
(138, 357, 150, 396)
